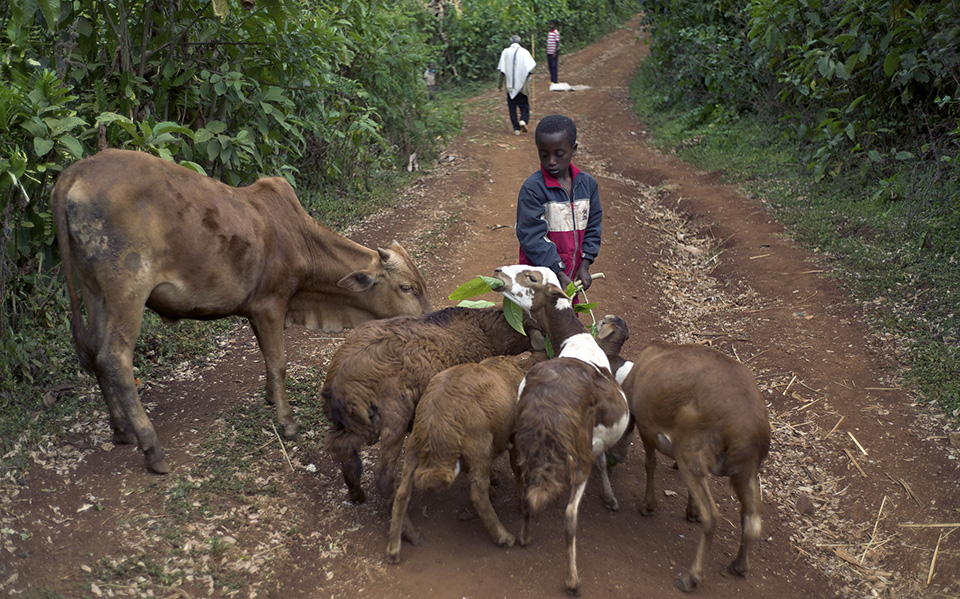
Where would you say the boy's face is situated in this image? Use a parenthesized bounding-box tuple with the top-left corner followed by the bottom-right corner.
(536, 131, 577, 179)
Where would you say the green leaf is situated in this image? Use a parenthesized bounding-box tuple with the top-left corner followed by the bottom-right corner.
(37, 0, 60, 32)
(457, 299, 498, 309)
(573, 302, 597, 314)
(33, 137, 54, 156)
(883, 52, 900, 77)
(205, 120, 228, 135)
(503, 298, 526, 336)
(544, 335, 555, 358)
(448, 276, 503, 301)
(58, 134, 83, 159)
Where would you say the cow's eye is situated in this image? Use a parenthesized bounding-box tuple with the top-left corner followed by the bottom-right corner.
(400, 284, 413, 293)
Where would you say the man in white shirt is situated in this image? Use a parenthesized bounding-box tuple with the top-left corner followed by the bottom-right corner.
(497, 35, 536, 135)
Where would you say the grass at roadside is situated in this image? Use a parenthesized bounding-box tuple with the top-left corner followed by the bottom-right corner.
(631, 63, 960, 417)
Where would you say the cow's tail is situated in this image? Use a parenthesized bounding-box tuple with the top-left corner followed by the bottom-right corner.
(52, 175, 96, 375)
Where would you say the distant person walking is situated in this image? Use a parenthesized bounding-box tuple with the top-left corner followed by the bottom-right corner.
(497, 35, 536, 135)
(546, 20, 560, 84)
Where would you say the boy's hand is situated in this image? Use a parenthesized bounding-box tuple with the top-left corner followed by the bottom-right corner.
(557, 270, 573, 291)
(575, 260, 593, 290)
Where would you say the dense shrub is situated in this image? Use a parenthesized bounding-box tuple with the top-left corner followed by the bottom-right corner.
(639, 0, 960, 181)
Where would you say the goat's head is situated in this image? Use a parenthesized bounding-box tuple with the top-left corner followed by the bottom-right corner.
(492, 265, 565, 312)
(596, 315, 629, 355)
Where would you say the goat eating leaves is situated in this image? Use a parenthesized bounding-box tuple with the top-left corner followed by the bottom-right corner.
(492, 265, 629, 597)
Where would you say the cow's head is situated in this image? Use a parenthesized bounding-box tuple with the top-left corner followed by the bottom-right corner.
(337, 241, 432, 317)
(492, 265, 565, 313)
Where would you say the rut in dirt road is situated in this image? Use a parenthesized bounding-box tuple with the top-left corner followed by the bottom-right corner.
(6, 15, 959, 599)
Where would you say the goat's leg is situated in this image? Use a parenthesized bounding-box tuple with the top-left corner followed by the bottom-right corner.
(509, 446, 525, 513)
(595, 454, 619, 511)
(249, 309, 299, 439)
(340, 451, 366, 504)
(386, 454, 421, 563)
(563, 480, 588, 596)
(727, 470, 763, 577)
(469, 456, 515, 547)
(606, 415, 635, 466)
(674, 464, 718, 593)
(375, 423, 410, 500)
(638, 436, 658, 516)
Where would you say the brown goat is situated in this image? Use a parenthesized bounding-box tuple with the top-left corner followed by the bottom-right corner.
(493, 265, 629, 597)
(385, 355, 527, 563)
(322, 306, 543, 503)
(620, 340, 771, 592)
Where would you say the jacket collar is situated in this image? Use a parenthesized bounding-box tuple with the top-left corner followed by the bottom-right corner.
(541, 163, 581, 187)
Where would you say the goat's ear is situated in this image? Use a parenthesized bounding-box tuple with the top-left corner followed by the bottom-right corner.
(545, 284, 567, 301)
(529, 329, 546, 351)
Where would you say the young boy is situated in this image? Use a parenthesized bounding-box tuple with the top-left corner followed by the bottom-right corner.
(516, 114, 601, 293)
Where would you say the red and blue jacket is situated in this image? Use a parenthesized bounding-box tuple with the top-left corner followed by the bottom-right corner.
(516, 163, 601, 281)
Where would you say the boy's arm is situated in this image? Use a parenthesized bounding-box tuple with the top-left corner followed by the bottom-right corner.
(516, 185, 565, 276)
(580, 177, 602, 264)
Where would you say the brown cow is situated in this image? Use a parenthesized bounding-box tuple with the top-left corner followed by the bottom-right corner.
(52, 149, 432, 474)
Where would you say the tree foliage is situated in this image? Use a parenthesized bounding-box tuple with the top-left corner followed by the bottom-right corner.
(638, 0, 960, 181)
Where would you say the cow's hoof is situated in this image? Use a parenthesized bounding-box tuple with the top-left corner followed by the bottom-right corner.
(283, 422, 301, 440)
(348, 489, 366, 504)
(565, 580, 582, 596)
(113, 430, 137, 445)
(147, 458, 172, 474)
(674, 572, 699, 593)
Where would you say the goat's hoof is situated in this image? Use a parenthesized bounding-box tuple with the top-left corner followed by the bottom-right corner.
(637, 503, 655, 517)
(496, 533, 515, 547)
(674, 572, 699, 593)
(565, 581, 582, 596)
(348, 489, 366, 504)
(727, 561, 748, 578)
(385, 550, 401, 564)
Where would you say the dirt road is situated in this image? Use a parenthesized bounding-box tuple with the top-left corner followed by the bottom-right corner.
(6, 16, 959, 599)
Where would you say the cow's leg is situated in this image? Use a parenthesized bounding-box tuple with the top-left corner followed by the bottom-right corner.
(727, 470, 763, 577)
(97, 303, 168, 473)
(564, 479, 588, 596)
(386, 453, 420, 563)
(80, 281, 136, 445)
(249, 309, 299, 439)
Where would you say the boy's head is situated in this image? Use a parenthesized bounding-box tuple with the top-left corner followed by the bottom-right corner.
(549, 20, 557, 28)
(535, 114, 578, 179)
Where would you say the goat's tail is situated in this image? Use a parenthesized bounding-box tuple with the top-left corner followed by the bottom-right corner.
(413, 465, 457, 492)
(51, 173, 96, 375)
(517, 430, 586, 516)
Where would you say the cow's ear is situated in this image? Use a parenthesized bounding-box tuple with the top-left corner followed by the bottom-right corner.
(339, 271, 376, 292)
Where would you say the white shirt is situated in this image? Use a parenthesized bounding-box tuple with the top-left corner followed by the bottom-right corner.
(498, 43, 536, 99)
